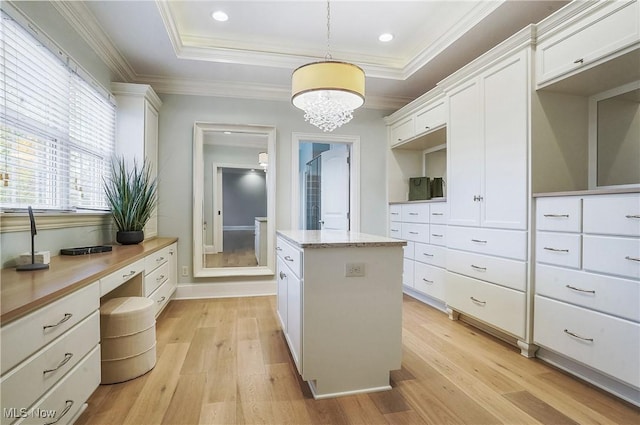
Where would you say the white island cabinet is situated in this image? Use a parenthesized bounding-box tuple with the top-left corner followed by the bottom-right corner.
(276, 230, 405, 399)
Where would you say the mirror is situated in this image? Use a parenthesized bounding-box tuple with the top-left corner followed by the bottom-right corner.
(589, 81, 640, 189)
(193, 123, 276, 277)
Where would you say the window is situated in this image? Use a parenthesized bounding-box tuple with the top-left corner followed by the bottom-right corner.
(0, 11, 115, 212)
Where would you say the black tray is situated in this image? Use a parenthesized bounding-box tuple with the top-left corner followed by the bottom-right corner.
(60, 245, 113, 256)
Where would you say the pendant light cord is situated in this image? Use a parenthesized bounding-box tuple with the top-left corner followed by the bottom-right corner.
(325, 0, 332, 60)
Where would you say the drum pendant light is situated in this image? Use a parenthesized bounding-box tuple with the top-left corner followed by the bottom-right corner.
(291, 1, 365, 132)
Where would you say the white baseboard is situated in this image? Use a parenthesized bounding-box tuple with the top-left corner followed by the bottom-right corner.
(174, 280, 276, 299)
(204, 244, 216, 254)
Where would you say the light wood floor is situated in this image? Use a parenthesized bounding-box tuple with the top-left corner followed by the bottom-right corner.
(77, 295, 639, 425)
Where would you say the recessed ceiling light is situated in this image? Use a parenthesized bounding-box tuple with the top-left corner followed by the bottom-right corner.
(378, 33, 394, 42)
(212, 11, 228, 22)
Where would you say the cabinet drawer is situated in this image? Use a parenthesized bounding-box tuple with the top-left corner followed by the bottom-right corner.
(389, 204, 402, 222)
(14, 345, 101, 425)
(403, 258, 414, 288)
(536, 231, 582, 269)
(1, 282, 99, 375)
(429, 203, 447, 224)
(415, 100, 445, 134)
(0, 312, 99, 421)
(402, 223, 429, 243)
(100, 259, 145, 296)
(390, 117, 414, 146)
(536, 1, 640, 86)
(403, 241, 415, 260)
(276, 237, 302, 279)
(446, 272, 526, 338)
(389, 222, 402, 239)
(145, 261, 169, 297)
(583, 235, 640, 279)
(447, 249, 527, 292)
(415, 243, 446, 268)
(429, 224, 447, 247)
(145, 246, 171, 274)
(414, 262, 445, 301)
(401, 203, 430, 223)
(583, 194, 640, 237)
(149, 278, 175, 317)
(536, 264, 640, 322)
(447, 226, 527, 260)
(534, 296, 640, 388)
(536, 197, 582, 232)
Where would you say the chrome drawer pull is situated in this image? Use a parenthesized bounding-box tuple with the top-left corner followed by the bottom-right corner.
(391, 212, 399, 215)
(43, 353, 73, 375)
(423, 253, 434, 257)
(43, 313, 73, 330)
(44, 400, 74, 425)
(564, 329, 593, 342)
(156, 256, 165, 262)
(544, 214, 569, 218)
(276, 246, 283, 251)
(422, 278, 434, 284)
(471, 264, 486, 271)
(123, 270, 136, 279)
(432, 234, 443, 238)
(391, 229, 399, 232)
(544, 247, 569, 253)
(284, 256, 294, 262)
(470, 297, 486, 305)
(409, 212, 419, 215)
(573, 58, 584, 64)
(156, 275, 165, 282)
(279, 271, 286, 279)
(409, 231, 419, 235)
(625, 256, 640, 262)
(625, 214, 640, 219)
(565, 285, 595, 294)
(157, 296, 166, 304)
(432, 213, 444, 216)
(471, 239, 487, 244)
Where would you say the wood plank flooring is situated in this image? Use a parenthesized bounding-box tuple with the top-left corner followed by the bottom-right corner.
(76, 295, 640, 425)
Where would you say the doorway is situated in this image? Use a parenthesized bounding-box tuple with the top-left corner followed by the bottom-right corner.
(291, 133, 360, 232)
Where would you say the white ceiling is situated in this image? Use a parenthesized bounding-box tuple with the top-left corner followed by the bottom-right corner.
(50, 0, 569, 110)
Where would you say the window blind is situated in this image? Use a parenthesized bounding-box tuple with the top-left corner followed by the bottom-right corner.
(0, 11, 115, 211)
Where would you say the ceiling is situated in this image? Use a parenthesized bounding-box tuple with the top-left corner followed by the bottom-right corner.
(49, 0, 569, 111)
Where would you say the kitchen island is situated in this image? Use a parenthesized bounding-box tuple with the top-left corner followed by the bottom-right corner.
(276, 230, 406, 399)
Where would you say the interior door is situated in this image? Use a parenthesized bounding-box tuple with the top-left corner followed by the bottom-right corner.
(320, 145, 350, 230)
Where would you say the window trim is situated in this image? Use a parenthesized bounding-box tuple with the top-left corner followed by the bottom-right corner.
(0, 211, 112, 233)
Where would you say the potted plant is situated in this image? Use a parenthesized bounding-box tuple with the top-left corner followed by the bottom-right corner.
(103, 156, 157, 245)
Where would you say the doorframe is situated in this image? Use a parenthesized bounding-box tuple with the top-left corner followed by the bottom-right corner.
(291, 132, 360, 232)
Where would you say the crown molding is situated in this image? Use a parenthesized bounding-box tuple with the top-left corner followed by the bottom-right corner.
(536, 0, 600, 41)
(50, 0, 136, 82)
(135, 75, 409, 111)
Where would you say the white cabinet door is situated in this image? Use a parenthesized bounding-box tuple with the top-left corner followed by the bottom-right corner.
(287, 270, 303, 375)
(276, 257, 288, 332)
(481, 52, 528, 230)
(447, 79, 482, 227)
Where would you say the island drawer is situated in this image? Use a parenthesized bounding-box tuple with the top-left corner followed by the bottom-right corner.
(276, 237, 302, 279)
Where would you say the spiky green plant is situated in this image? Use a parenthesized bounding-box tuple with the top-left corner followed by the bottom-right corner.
(103, 156, 157, 232)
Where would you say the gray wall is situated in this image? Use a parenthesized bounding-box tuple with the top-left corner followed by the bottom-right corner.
(222, 170, 267, 227)
(157, 94, 391, 283)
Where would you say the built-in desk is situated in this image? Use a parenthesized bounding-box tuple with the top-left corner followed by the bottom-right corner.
(0, 237, 177, 425)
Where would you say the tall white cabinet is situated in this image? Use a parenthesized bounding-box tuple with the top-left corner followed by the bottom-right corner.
(111, 83, 162, 239)
(441, 27, 535, 356)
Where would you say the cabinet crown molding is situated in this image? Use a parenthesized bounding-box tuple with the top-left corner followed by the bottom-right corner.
(384, 86, 444, 124)
(111, 82, 163, 110)
(536, 0, 607, 42)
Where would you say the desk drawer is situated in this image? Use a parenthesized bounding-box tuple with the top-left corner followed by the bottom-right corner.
(402, 223, 429, 243)
(15, 345, 100, 425)
(0, 312, 99, 422)
(447, 226, 527, 260)
(276, 237, 302, 279)
(536, 197, 581, 233)
(583, 235, 640, 280)
(145, 246, 171, 274)
(414, 262, 445, 301)
(145, 261, 169, 297)
(1, 282, 99, 375)
(534, 296, 640, 388)
(446, 271, 526, 338)
(536, 264, 640, 322)
(149, 278, 175, 317)
(447, 249, 526, 292)
(583, 194, 640, 237)
(100, 259, 145, 296)
(415, 243, 446, 268)
(536, 232, 581, 269)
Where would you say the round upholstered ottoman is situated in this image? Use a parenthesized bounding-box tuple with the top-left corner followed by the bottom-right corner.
(100, 297, 156, 384)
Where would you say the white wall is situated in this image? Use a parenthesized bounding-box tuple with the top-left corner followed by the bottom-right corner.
(156, 94, 391, 283)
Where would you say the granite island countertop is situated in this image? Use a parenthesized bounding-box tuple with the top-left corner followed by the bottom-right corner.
(277, 230, 406, 249)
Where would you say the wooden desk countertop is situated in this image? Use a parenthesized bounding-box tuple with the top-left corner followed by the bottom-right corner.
(1, 237, 178, 325)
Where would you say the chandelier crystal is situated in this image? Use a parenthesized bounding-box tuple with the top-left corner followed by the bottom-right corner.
(291, 1, 365, 132)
